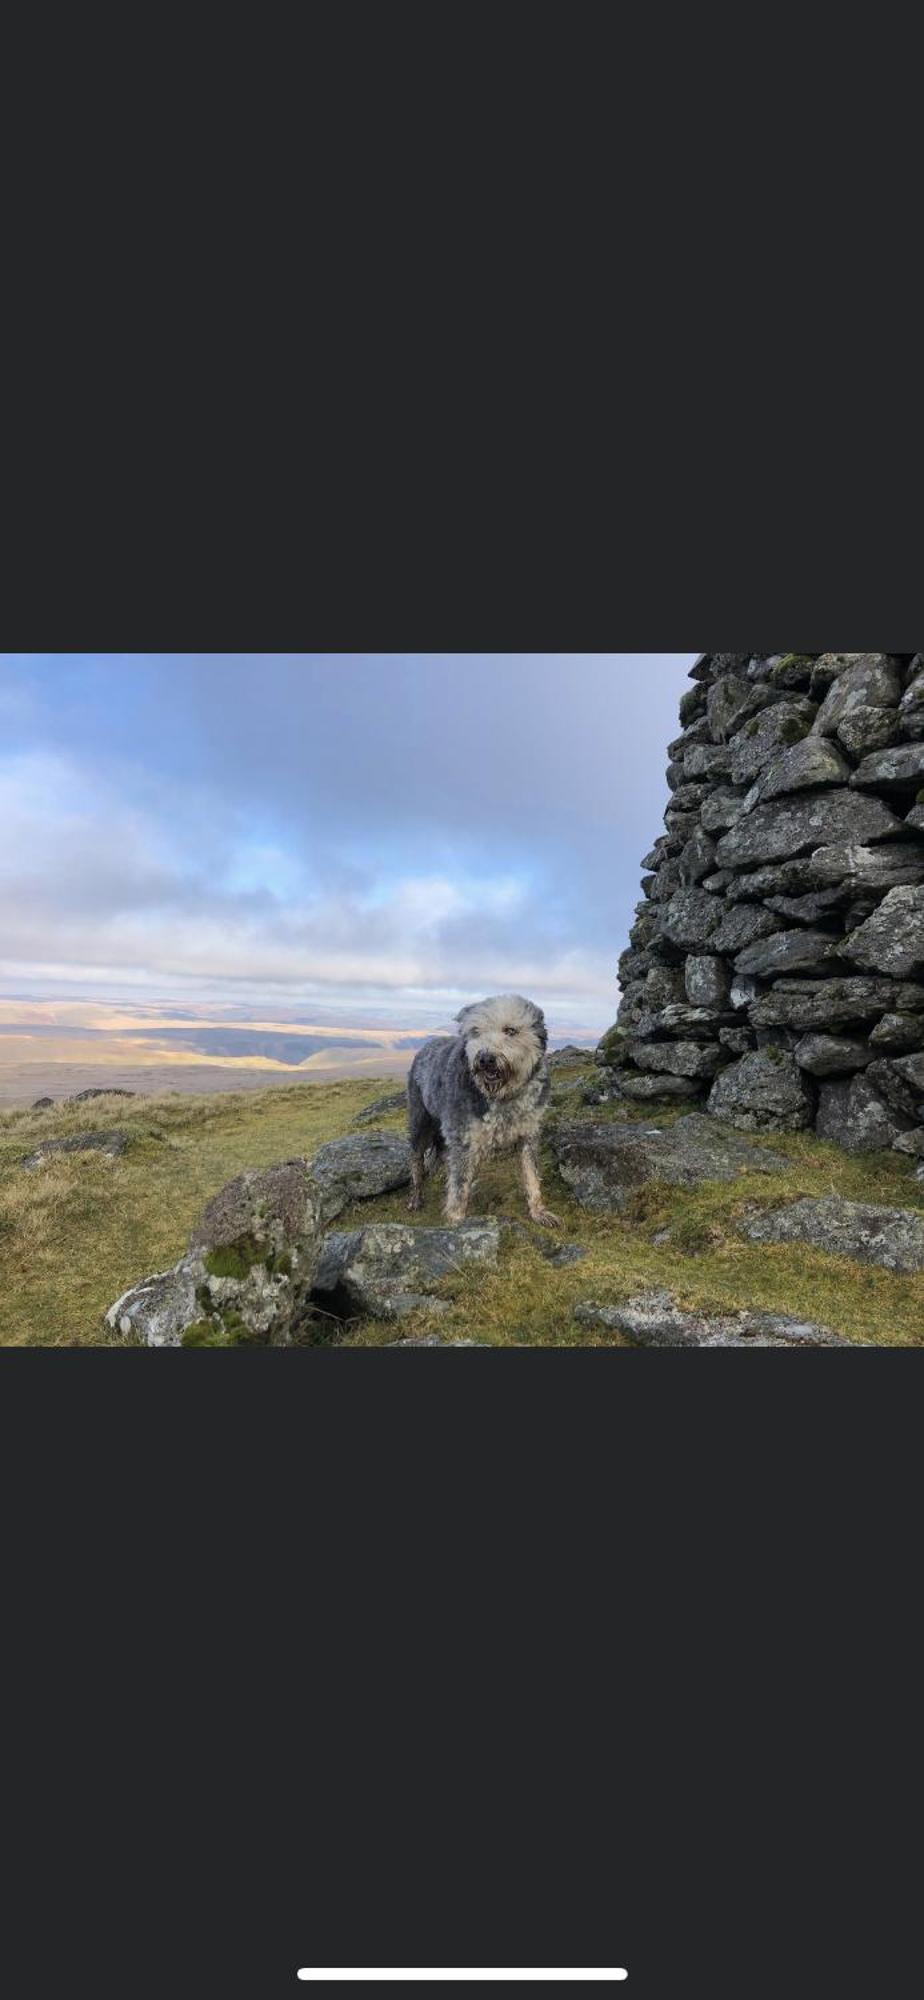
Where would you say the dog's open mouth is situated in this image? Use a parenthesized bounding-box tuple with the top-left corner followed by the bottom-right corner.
(472, 1054, 513, 1096)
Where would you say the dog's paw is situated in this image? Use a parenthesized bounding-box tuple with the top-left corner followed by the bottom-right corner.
(529, 1206, 562, 1231)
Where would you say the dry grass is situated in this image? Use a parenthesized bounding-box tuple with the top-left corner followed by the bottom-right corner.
(2, 1066, 924, 1347)
(0, 1079, 391, 1347)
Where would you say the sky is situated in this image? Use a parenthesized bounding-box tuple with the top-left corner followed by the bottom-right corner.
(0, 654, 696, 1037)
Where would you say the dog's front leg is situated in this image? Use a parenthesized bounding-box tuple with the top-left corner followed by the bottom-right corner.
(444, 1142, 474, 1225)
(521, 1140, 561, 1229)
(407, 1147, 427, 1212)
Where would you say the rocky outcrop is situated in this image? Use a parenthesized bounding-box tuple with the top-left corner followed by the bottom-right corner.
(605, 653, 924, 1149)
(739, 1195, 924, 1274)
(573, 1290, 855, 1348)
(312, 1220, 500, 1322)
(549, 1112, 787, 1213)
(105, 1136, 492, 1346)
(107, 1157, 325, 1347)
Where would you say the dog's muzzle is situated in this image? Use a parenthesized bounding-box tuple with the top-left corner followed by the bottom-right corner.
(473, 1051, 511, 1090)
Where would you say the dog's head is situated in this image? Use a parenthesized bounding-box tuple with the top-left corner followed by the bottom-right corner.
(455, 994, 548, 1100)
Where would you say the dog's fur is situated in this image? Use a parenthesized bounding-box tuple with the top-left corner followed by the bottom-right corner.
(407, 994, 560, 1227)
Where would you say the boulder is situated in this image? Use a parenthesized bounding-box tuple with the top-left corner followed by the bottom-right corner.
(715, 789, 904, 870)
(794, 1035, 874, 1077)
(811, 654, 902, 739)
(106, 1259, 207, 1349)
(700, 788, 748, 833)
(850, 743, 924, 792)
(734, 929, 845, 979)
(309, 1132, 413, 1221)
(837, 706, 901, 757)
(869, 1014, 924, 1052)
(616, 1073, 703, 1102)
(740, 1196, 924, 1274)
(764, 887, 852, 926)
(573, 1290, 854, 1349)
(311, 1220, 500, 1321)
(628, 1039, 724, 1080)
(710, 903, 783, 955)
(550, 1113, 788, 1214)
(750, 978, 924, 1032)
(728, 699, 816, 785)
(742, 734, 851, 811)
(706, 1050, 815, 1132)
(678, 826, 718, 884)
(22, 1129, 130, 1170)
(707, 675, 781, 741)
(107, 1157, 325, 1347)
(842, 886, 924, 979)
(810, 842, 924, 891)
(898, 671, 924, 740)
(890, 1051, 924, 1098)
(815, 1075, 915, 1153)
(655, 886, 723, 953)
(864, 1058, 923, 1120)
(649, 1004, 737, 1039)
(189, 1158, 323, 1258)
(685, 956, 732, 1009)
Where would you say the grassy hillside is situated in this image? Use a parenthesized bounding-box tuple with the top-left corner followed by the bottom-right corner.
(2, 1068, 924, 1346)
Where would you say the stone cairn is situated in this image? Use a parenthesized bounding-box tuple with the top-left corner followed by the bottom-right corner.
(601, 653, 924, 1153)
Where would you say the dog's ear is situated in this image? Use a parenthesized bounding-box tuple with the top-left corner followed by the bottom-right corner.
(454, 1005, 476, 1034)
(524, 999, 548, 1050)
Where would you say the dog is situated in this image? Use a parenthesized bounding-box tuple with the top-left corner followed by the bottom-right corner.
(407, 994, 561, 1228)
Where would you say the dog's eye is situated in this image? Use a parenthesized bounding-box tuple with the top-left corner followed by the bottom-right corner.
(504, 1026, 519, 1036)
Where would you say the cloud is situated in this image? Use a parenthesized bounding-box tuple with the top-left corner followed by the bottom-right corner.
(0, 655, 697, 1030)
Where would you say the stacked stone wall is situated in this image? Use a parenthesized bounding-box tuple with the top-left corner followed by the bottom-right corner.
(604, 652, 924, 1152)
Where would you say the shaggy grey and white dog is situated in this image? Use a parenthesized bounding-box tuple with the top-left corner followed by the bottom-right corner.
(407, 994, 560, 1227)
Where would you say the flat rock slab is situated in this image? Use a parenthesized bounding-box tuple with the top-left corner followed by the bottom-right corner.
(309, 1132, 412, 1221)
(22, 1129, 130, 1169)
(550, 1113, 788, 1214)
(740, 1196, 924, 1274)
(386, 1336, 486, 1347)
(716, 788, 904, 869)
(312, 1220, 501, 1320)
(573, 1290, 854, 1348)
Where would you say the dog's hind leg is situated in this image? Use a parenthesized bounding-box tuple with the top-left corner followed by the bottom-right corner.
(521, 1139, 561, 1229)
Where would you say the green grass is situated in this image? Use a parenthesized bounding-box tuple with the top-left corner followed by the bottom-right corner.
(2, 1067, 924, 1347)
